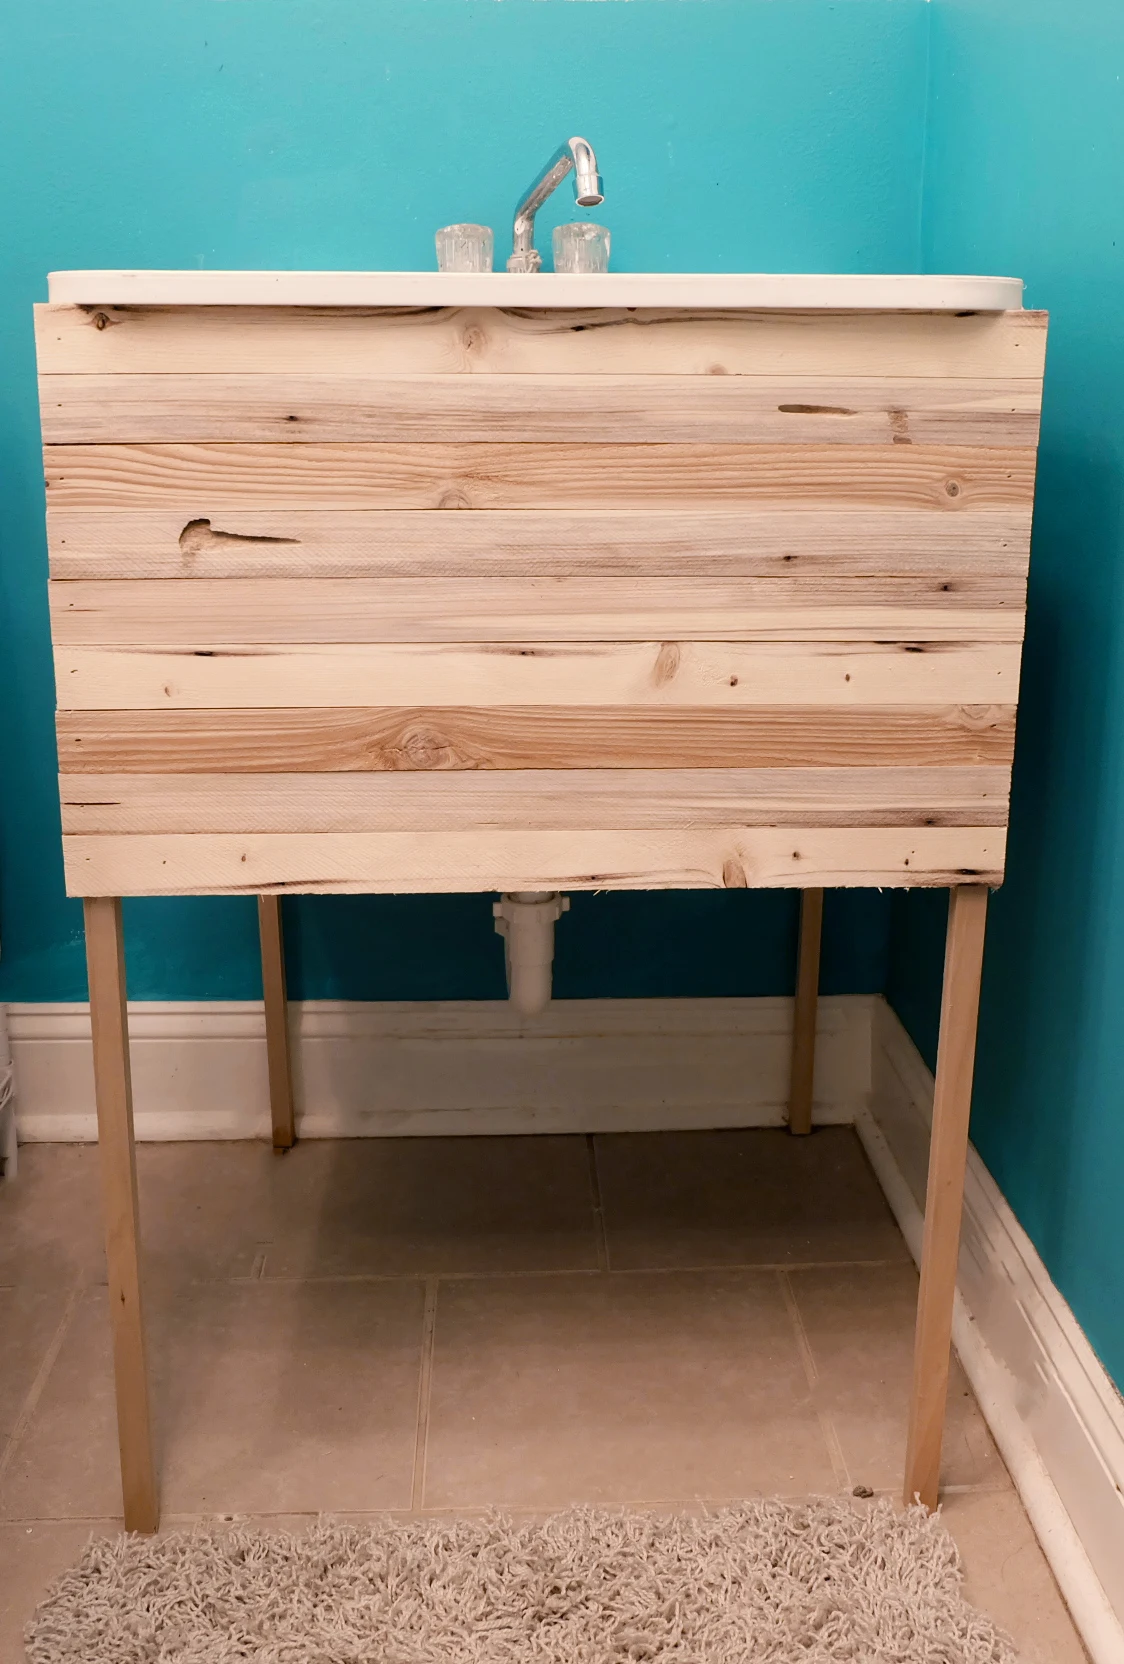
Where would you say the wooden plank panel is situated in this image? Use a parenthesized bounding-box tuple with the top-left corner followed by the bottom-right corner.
(56, 706, 1017, 774)
(53, 641, 1025, 711)
(43, 442, 1038, 511)
(38, 372, 1043, 446)
(34, 304, 1049, 380)
(58, 766, 1011, 833)
(46, 507, 1036, 581)
(49, 575, 1027, 646)
(61, 825, 1007, 896)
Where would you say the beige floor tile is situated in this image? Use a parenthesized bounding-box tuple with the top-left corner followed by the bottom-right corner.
(0, 1520, 116, 1664)
(595, 1127, 909, 1270)
(424, 1270, 835, 1510)
(0, 1286, 78, 1447)
(260, 1135, 600, 1279)
(787, 1263, 1009, 1493)
(942, 1490, 1090, 1664)
(1, 1279, 425, 1521)
(0, 1147, 104, 1289)
(136, 1141, 281, 1283)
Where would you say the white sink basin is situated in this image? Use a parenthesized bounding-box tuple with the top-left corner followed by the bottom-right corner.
(46, 270, 1024, 311)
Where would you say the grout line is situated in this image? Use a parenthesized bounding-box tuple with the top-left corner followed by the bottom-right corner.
(0, 1279, 84, 1491)
(778, 1269, 820, 1388)
(777, 1269, 852, 1493)
(817, 1414, 852, 1495)
(585, 1134, 610, 1274)
(2, 1479, 1020, 1531)
(203, 1257, 905, 1288)
(409, 1280, 439, 1512)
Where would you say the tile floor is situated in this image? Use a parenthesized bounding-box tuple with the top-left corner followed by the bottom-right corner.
(0, 1128, 1088, 1662)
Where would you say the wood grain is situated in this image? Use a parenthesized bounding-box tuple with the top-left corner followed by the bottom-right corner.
(257, 895, 295, 1152)
(56, 705, 1017, 774)
(62, 825, 1007, 896)
(34, 304, 1049, 380)
(788, 887, 824, 1137)
(53, 641, 1025, 711)
(46, 507, 1035, 581)
(43, 441, 1038, 511)
(58, 766, 1010, 833)
(83, 895, 158, 1532)
(904, 885, 990, 1510)
(39, 372, 1043, 446)
(49, 575, 1027, 646)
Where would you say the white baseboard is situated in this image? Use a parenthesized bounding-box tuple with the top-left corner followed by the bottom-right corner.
(7, 994, 873, 1142)
(860, 997, 1124, 1664)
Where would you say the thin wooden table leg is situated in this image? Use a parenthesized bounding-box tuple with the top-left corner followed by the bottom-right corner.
(904, 884, 989, 1510)
(83, 897, 158, 1533)
(258, 895, 295, 1151)
(788, 887, 824, 1136)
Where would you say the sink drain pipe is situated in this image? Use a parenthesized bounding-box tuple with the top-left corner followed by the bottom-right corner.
(493, 892, 570, 1018)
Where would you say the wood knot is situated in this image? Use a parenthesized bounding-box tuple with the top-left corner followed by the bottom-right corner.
(395, 726, 453, 769)
(945, 479, 962, 498)
(722, 859, 748, 889)
(438, 489, 471, 510)
(652, 642, 681, 686)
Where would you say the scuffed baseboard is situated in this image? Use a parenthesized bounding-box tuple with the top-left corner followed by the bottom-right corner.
(7, 994, 873, 1142)
(859, 997, 1124, 1664)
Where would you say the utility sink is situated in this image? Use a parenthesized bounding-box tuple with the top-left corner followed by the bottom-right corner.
(46, 270, 1025, 310)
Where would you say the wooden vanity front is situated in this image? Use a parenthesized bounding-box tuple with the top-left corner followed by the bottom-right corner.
(33, 291, 1047, 1533)
(36, 302, 1045, 896)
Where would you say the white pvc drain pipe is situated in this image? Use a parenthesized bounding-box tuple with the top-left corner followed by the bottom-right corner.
(493, 892, 570, 1018)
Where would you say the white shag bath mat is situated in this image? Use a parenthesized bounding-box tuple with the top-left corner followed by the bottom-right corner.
(26, 1499, 1017, 1663)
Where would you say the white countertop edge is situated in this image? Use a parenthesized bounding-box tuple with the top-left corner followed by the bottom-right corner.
(46, 270, 1025, 311)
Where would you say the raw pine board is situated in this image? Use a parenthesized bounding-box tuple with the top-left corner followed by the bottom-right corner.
(59, 767, 1010, 833)
(36, 304, 1043, 894)
(56, 706, 1017, 774)
(49, 575, 1025, 645)
(33, 304, 1048, 378)
(44, 441, 1034, 511)
(54, 643, 1025, 711)
(38, 372, 1042, 445)
(62, 827, 1008, 896)
(46, 508, 1034, 581)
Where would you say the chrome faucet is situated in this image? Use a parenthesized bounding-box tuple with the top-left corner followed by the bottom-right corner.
(507, 136, 604, 273)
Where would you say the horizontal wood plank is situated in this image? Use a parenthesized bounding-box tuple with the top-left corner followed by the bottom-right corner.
(59, 767, 1010, 833)
(34, 305, 1049, 381)
(38, 372, 1043, 446)
(43, 442, 1038, 511)
(56, 706, 1017, 773)
(49, 575, 1027, 646)
(54, 641, 1025, 711)
(46, 507, 1035, 581)
(61, 825, 1007, 895)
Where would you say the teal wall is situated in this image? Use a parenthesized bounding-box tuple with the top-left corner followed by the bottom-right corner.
(0, 0, 928, 1002)
(887, 0, 1124, 1389)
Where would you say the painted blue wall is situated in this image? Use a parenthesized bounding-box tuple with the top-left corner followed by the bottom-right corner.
(0, 0, 927, 1002)
(887, 0, 1124, 1389)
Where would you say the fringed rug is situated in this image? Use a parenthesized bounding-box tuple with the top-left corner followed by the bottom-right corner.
(26, 1498, 1016, 1663)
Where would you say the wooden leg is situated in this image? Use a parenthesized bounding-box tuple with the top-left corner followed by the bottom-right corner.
(788, 887, 824, 1136)
(904, 885, 989, 1510)
(83, 897, 158, 1533)
(258, 895, 295, 1151)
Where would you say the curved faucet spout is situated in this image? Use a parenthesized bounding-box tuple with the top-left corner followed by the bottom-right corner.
(508, 136, 604, 273)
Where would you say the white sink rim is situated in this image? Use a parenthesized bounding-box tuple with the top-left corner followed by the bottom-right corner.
(46, 270, 1025, 311)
